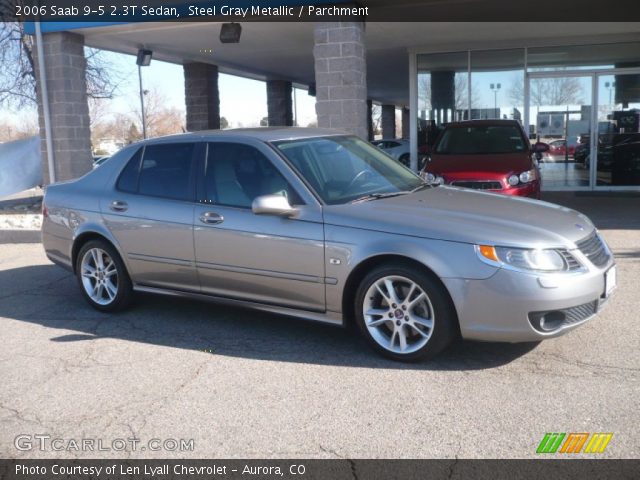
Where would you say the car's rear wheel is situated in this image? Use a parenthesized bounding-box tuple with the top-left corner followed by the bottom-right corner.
(399, 154, 410, 167)
(76, 240, 133, 312)
(354, 263, 457, 361)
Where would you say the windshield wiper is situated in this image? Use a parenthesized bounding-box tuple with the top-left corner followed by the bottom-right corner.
(351, 191, 410, 203)
(410, 182, 432, 193)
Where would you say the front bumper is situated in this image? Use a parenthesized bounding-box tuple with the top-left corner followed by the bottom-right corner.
(442, 258, 615, 342)
(442, 179, 540, 198)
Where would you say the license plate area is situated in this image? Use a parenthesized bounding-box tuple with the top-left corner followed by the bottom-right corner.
(604, 265, 617, 298)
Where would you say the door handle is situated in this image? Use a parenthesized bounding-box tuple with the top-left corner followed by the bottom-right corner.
(109, 200, 128, 212)
(199, 212, 224, 225)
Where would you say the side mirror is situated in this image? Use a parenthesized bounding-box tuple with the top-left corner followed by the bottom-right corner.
(533, 142, 550, 153)
(252, 194, 298, 217)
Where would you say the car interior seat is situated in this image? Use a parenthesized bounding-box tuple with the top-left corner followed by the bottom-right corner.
(211, 157, 252, 207)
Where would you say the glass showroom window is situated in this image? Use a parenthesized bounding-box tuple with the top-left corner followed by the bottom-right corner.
(416, 51, 469, 149)
(470, 49, 525, 123)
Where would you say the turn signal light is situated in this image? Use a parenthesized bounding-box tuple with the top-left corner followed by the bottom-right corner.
(478, 245, 499, 262)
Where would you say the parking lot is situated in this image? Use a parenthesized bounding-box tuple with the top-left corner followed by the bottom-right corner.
(0, 193, 638, 459)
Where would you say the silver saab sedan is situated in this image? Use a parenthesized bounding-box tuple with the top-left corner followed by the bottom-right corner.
(41, 128, 617, 361)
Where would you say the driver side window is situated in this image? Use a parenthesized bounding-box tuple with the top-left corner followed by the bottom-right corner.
(203, 143, 303, 208)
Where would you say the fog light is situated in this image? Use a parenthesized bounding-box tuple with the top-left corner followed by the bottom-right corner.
(528, 310, 566, 332)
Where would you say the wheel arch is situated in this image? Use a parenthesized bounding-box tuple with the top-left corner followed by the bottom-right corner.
(341, 254, 460, 331)
(71, 227, 127, 275)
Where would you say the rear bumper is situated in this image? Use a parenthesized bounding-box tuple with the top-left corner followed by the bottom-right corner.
(442, 259, 615, 343)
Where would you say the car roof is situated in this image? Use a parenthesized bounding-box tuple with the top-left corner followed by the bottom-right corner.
(140, 127, 347, 144)
(443, 119, 522, 128)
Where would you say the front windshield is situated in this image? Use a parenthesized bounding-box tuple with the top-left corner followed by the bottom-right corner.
(435, 125, 527, 155)
(273, 135, 424, 205)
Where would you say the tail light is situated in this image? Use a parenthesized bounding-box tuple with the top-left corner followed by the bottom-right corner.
(42, 202, 49, 218)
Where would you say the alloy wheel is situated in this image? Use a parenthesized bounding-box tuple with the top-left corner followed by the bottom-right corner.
(80, 247, 119, 306)
(362, 275, 435, 354)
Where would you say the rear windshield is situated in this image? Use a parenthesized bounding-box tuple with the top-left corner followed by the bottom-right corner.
(435, 125, 527, 154)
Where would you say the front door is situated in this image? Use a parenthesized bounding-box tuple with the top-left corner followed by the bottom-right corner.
(193, 141, 326, 311)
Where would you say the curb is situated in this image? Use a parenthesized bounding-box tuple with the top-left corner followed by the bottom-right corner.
(0, 230, 42, 244)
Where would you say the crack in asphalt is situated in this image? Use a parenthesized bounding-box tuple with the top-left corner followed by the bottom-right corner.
(0, 403, 44, 427)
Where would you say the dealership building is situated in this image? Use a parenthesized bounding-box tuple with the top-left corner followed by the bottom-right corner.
(26, 2, 640, 191)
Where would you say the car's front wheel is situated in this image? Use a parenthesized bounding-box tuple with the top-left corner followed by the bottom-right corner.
(354, 263, 457, 361)
(76, 239, 133, 312)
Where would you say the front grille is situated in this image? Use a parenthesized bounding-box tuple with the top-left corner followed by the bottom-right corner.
(563, 301, 598, 325)
(576, 232, 610, 268)
(558, 249, 582, 271)
(450, 180, 502, 190)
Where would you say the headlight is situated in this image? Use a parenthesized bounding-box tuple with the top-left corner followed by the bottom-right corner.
(507, 169, 537, 186)
(507, 174, 519, 186)
(519, 169, 537, 183)
(477, 245, 569, 272)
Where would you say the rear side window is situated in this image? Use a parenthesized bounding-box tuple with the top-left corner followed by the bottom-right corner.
(116, 143, 196, 201)
(116, 148, 142, 193)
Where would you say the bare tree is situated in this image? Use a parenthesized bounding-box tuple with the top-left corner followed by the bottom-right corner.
(0, 21, 120, 109)
(0, 116, 39, 142)
(509, 74, 584, 106)
(418, 74, 431, 111)
(131, 86, 185, 139)
(371, 104, 382, 136)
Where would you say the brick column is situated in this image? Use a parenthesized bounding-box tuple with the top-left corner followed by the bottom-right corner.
(313, 22, 367, 139)
(34, 32, 92, 184)
(184, 63, 220, 131)
(381, 104, 396, 139)
(266, 80, 293, 126)
(401, 107, 410, 139)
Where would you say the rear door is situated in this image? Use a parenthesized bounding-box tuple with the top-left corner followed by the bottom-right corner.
(102, 142, 200, 291)
(193, 141, 326, 311)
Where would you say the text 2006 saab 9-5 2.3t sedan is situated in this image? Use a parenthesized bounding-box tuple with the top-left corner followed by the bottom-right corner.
(42, 128, 616, 361)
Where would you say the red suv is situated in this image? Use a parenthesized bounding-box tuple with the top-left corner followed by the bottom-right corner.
(420, 120, 548, 198)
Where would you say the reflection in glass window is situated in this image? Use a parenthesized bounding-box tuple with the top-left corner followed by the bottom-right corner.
(527, 42, 640, 72)
(596, 73, 640, 186)
(138, 143, 195, 201)
(205, 143, 302, 208)
(470, 49, 525, 122)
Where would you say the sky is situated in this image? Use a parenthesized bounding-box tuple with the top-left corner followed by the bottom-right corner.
(0, 48, 319, 131)
(103, 50, 318, 128)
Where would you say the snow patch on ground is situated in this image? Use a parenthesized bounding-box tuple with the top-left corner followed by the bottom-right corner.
(0, 214, 43, 231)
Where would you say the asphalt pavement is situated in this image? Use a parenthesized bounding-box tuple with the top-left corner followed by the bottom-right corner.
(0, 193, 638, 459)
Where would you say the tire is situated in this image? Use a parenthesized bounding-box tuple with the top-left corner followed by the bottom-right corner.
(76, 239, 133, 312)
(398, 154, 410, 167)
(354, 262, 457, 362)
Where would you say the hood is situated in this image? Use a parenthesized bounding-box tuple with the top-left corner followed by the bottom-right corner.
(323, 187, 594, 248)
(427, 153, 532, 177)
